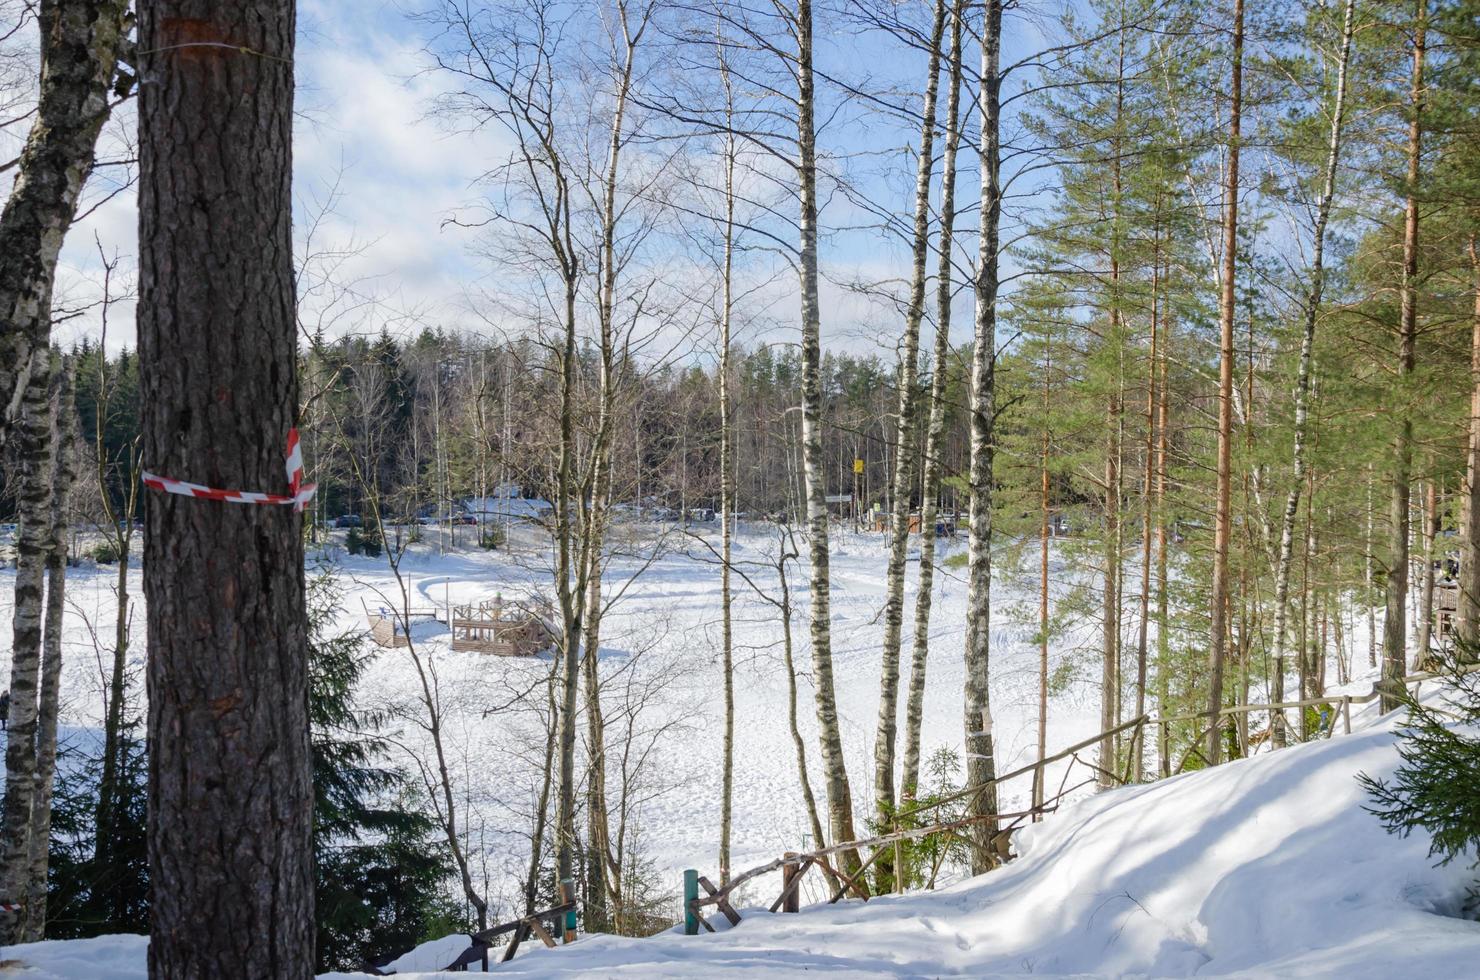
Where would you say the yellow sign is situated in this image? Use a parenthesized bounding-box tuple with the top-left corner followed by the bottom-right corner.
(853, 458, 864, 474)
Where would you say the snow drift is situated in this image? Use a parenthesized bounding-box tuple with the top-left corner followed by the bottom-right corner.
(460, 712, 1480, 978)
(7, 707, 1479, 978)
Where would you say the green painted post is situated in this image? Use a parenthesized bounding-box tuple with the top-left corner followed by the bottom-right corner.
(683, 869, 699, 935)
(560, 877, 577, 942)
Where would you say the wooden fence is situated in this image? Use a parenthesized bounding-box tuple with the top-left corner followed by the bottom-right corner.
(362, 881, 577, 974)
(682, 664, 1469, 935)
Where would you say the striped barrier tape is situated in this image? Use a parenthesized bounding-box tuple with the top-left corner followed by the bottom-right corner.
(142, 428, 317, 512)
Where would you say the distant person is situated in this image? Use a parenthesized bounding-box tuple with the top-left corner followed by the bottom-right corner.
(0, 689, 9, 731)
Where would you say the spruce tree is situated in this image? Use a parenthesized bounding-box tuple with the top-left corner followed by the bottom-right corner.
(306, 565, 461, 971)
(1361, 647, 1480, 906)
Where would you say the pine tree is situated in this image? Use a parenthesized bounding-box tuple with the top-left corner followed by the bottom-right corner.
(306, 565, 461, 972)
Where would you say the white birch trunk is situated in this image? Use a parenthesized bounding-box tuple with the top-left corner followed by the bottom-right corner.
(874, 0, 947, 831)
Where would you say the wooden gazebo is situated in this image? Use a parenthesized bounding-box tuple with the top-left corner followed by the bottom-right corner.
(451, 595, 557, 656)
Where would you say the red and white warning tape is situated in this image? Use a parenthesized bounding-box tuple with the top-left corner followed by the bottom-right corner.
(0, 901, 21, 914)
(142, 428, 317, 512)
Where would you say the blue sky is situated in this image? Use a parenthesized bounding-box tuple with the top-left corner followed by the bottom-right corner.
(52, 0, 1072, 361)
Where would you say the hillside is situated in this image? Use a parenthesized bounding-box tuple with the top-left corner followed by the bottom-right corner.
(8, 692, 1479, 977)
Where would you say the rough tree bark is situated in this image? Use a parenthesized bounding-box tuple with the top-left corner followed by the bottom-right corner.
(1269, 0, 1354, 747)
(1382, 0, 1425, 710)
(964, 0, 1004, 873)
(1459, 236, 1480, 650)
(0, 367, 52, 943)
(1207, 0, 1244, 765)
(901, 0, 966, 801)
(1416, 479, 1438, 664)
(137, 4, 315, 975)
(25, 364, 77, 941)
(0, 0, 130, 451)
(874, 0, 946, 837)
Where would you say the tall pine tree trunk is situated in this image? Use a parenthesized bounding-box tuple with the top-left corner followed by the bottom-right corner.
(1207, 0, 1244, 765)
(1459, 235, 1480, 650)
(1382, 0, 1424, 711)
(1155, 301, 1173, 776)
(1133, 241, 1160, 780)
(138, 5, 315, 974)
(1416, 479, 1438, 665)
(1036, 339, 1052, 809)
(964, 0, 1003, 873)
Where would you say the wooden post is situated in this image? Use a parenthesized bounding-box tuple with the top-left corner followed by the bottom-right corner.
(559, 877, 577, 943)
(781, 854, 800, 913)
(1158, 717, 1170, 779)
(1343, 696, 1352, 735)
(683, 869, 699, 935)
(893, 829, 904, 894)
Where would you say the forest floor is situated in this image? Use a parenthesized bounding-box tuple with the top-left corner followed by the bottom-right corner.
(4, 521, 1476, 976)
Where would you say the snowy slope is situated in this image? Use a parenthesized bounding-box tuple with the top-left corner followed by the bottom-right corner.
(9, 707, 1479, 977)
(396, 712, 1480, 978)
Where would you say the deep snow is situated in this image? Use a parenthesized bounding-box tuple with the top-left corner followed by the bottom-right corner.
(8, 705, 1479, 977)
(3, 524, 1477, 976)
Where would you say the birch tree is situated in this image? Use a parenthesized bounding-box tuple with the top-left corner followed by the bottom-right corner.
(902, 0, 966, 800)
(1269, 0, 1357, 745)
(964, 0, 1004, 872)
(24, 361, 76, 941)
(874, 0, 947, 836)
(0, 0, 130, 451)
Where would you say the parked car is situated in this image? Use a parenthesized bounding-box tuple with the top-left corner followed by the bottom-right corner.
(333, 514, 363, 528)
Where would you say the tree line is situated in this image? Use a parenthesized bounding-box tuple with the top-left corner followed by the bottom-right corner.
(0, 0, 1478, 974)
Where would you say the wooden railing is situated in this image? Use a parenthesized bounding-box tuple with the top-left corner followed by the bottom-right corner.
(682, 664, 1469, 935)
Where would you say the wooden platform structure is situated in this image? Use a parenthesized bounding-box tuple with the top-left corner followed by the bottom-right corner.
(362, 602, 446, 649)
(1436, 581, 1459, 647)
(451, 596, 558, 656)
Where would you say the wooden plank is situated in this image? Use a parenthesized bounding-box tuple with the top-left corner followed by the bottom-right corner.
(698, 874, 741, 926)
(470, 900, 575, 944)
(826, 848, 878, 904)
(692, 808, 1041, 913)
(687, 899, 716, 933)
(499, 922, 528, 963)
(770, 855, 813, 913)
(526, 916, 558, 948)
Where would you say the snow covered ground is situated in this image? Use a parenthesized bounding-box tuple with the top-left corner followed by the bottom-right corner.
(4, 524, 1109, 909)
(4, 523, 1478, 976)
(9, 700, 1480, 977)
